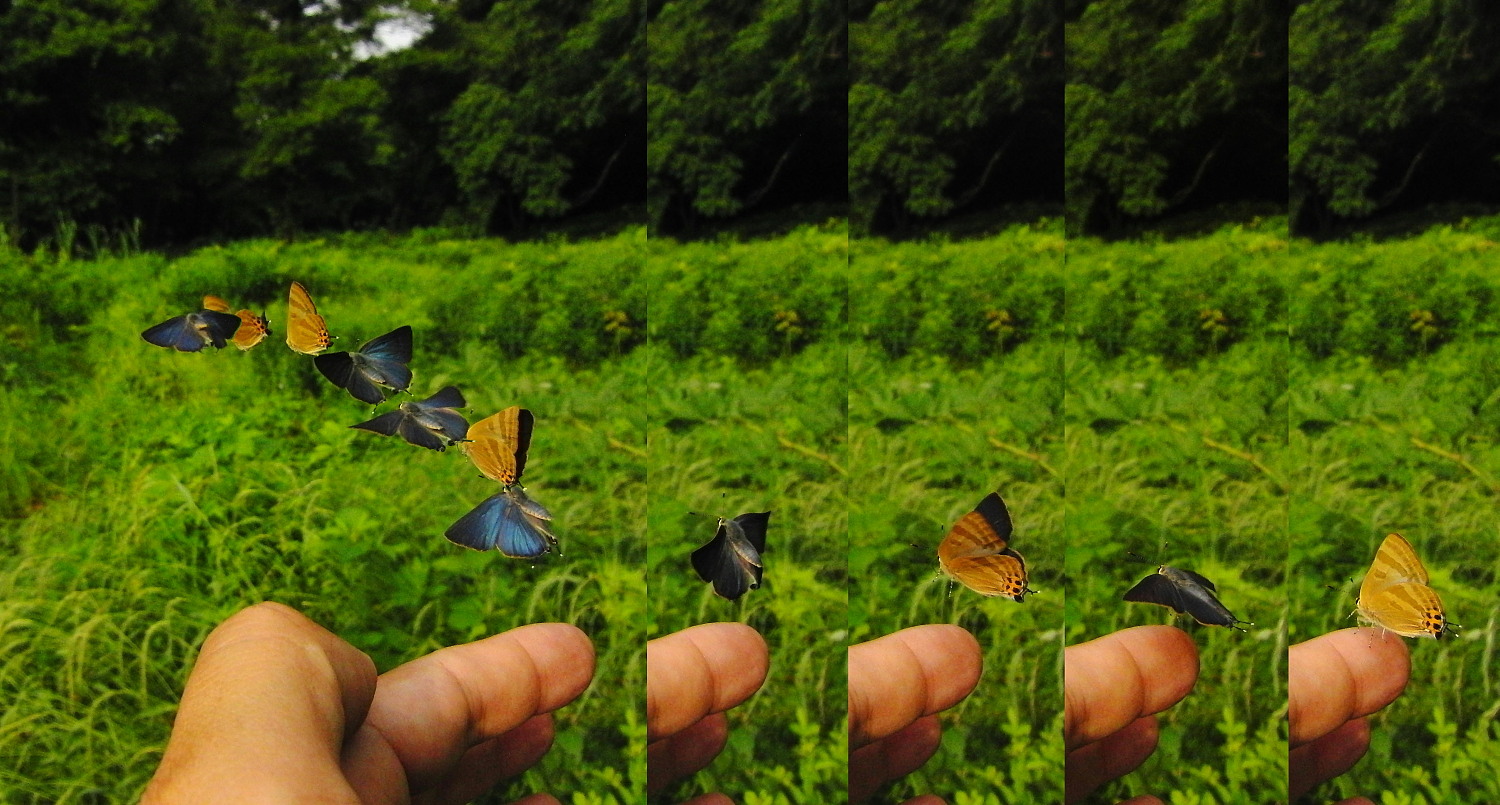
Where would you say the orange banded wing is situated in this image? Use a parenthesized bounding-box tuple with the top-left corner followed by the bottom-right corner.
(464, 406, 535, 485)
(937, 493, 1032, 600)
(232, 310, 271, 350)
(285, 281, 332, 354)
(1356, 581, 1450, 638)
(202, 295, 232, 313)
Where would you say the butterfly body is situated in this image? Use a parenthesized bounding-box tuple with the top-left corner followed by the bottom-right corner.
(1123, 565, 1249, 630)
(692, 511, 770, 601)
(1355, 533, 1453, 639)
(142, 308, 244, 352)
(351, 385, 469, 451)
(937, 492, 1034, 601)
(314, 325, 413, 404)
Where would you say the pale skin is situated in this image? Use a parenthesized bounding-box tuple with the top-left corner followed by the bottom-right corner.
(646, 622, 771, 804)
(143, 601, 595, 804)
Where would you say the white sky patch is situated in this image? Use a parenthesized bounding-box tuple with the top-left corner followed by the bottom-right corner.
(353, 7, 433, 60)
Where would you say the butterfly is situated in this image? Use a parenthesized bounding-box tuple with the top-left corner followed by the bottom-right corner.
(313, 326, 413, 404)
(203, 295, 271, 350)
(1123, 565, 1250, 631)
(937, 493, 1035, 601)
(1355, 533, 1455, 639)
(692, 511, 771, 601)
(285, 281, 332, 355)
(141, 303, 244, 352)
(351, 385, 470, 451)
(445, 406, 557, 558)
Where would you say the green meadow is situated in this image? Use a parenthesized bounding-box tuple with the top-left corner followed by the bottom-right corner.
(1064, 224, 1291, 804)
(0, 231, 649, 802)
(849, 224, 1067, 805)
(645, 225, 850, 804)
(1289, 228, 1500, 804)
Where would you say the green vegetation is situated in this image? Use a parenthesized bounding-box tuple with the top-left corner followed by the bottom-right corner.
(850, 225, 1065, 804)
(1290, 225, 1500, 803)
(0, 231, 647, 801)
(1065, 223, 1290, 803)
(645, 225, 849, 803)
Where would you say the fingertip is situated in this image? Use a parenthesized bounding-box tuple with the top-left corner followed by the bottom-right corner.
(503, 623, 597, 712)
(646, 623, 770, 741)
(848, 625, 982, 748)
(1289, 628, 1408, 747)
(1064, 626, 1197, 749)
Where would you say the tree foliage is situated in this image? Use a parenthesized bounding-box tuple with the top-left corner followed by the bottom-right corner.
(849, 0, 1062, 236)
(1066, 0, 1286, 236)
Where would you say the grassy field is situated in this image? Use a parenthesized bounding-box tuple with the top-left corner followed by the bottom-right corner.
(645, 227, 849, 804)
(1064, 228, 1291, 805)
(0, 232, 648, 802)
(849, 226, 1067, 805)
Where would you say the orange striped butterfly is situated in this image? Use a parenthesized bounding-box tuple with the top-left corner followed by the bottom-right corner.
(203, 295, 271, 350)
(1355, 533, 1455, 639)
(285, 281, 332, 355)
(447, 406, 557, 558)
(937, 493, 1035, 601)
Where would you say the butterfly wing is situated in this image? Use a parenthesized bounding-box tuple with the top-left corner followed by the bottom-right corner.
(943, 551, 1031, 601)
(202, 295, 232, 313)
(314, 351, 384, 404)
(733, 511, 772, 554)
(465, 407, 534, 484)
(420, 385, 467, 411)
(286, 281, 332, 354)
(395, 414, 448, 451)
(938, 493, 1028, 598)
(692, 519, 762, 601)
(445, 491, 555, 558)
(1361, 534, 1429, 604)
(354, 326, 413, 392)
(1357, 581, 1449, 638)
(350, 410, 405, 437)
(1123, 572, 1186, 612)
(232, 311, 271, 350)
(411, 407, 470, 444)
(142, 314, 205, 352)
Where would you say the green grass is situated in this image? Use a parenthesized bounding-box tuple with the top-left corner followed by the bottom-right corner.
(0, 233, 647, 802)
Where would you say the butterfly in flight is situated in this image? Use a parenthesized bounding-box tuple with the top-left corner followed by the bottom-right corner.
(445, 406, 557, 559)
(203, 295, 271, 350)
(1123, 564, 1250, 631)
(692, 511, 771, 601)
(1355, 533, 1455, 639)
(937, 492, 1035, 601)
(285, 281, 333, 355)
(313, 325, 413, 404)
(351, 385, 470, 451)
(141, 301, 244, 352)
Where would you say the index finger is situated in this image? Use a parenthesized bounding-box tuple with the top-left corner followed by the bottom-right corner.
(847, 624, 981, 749)
(347, 622, 595, 793)
(647, 623, 769, 742)
(1064, 626, 1198, 751)
(1289, 628, 1409, 748)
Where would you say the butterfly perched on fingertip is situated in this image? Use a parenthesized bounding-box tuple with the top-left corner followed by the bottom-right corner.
(937, 493, 1035, 601)
(692, 511, 771, 601)
(314, 325, 413, 404)
(351, 385, 470, 451)
(1123, 564, 1250, 631)
(285, 281, 332, 355)
(446, 406, 557, 559)
(141, 304, 244, 352)
(1355, 533, 1456, 639)
(203, 295, 271, 350)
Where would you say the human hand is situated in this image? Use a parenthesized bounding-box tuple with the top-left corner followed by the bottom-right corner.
(848, 624, 982, 804)
(647, 622, 769, 802)
(1064, 625, 1198, 805)
(143, 601, 594, 804)
(1289, 627, 1410, 804)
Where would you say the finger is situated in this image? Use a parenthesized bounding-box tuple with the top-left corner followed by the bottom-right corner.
(849, 714, 943, 803)
(143, 602, 377, 802)
(646, 623, 768, 741)
(646, 712, 729, 795)
(1064, 626, 1197, 751)
(414, 714, 555, 805)
(343, 623, 594, 800)
(1289, 628, 1408, 747)
(848, 625, 981, 748)
(1289, 716, 1370, 800)
(1064, 715, 1158, 804)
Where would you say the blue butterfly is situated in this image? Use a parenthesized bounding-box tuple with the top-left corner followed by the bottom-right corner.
(314, 325, 413, 404)
(692, 511, 771, 601)
(141, 308, 244, 352)
(351, 385, 470, 451)
(445, 485, 557, 558)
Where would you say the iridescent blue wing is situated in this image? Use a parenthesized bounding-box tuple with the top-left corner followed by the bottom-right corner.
(314, 351, 386, 404)
(142, 314, 205, 352)
(359, 325, 412, 364)
(197, 309, 244, 347)
(445, 492, 555, 558)
(415, 407, 469, 443)
(396, 415, 448, 451)
(350, 410, 404, 437)
(419, 385, 466, 411)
